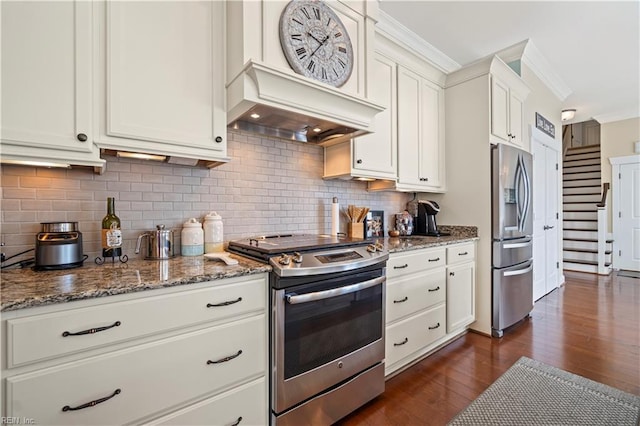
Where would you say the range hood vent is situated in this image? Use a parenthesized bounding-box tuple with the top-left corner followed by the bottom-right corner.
(227, 61, 384, 146)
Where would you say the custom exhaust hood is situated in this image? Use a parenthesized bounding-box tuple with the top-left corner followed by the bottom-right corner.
(226, 61, 384, 146)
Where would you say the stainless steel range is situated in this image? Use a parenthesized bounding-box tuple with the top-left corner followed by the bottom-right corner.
(227, 234, 388, 425)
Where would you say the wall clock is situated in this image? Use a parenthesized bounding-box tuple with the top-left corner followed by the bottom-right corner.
(279, 0, 354, 87)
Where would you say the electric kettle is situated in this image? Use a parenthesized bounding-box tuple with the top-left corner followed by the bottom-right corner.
(135, 225, 175, 260)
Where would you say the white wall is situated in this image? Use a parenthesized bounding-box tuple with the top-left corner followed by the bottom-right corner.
(601, 117, 640, 227)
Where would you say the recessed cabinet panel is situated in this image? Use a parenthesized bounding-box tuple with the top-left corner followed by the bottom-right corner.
(105, 1, 226, 153)
(6, 315, 265, 425)
(509, 90, 525, 147)
(0, 1, 95, 154)
(419, 79, 444, 188)
(386, 268, 446, 323)
(446, 262, 476, 333)
(397, 66, 422, 187)
(352, 53, 397, 178)
(491, 76, 510, 143)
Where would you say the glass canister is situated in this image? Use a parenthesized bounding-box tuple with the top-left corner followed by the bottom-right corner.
(181, 218, 204, 256)
(203, 211, 224, 253)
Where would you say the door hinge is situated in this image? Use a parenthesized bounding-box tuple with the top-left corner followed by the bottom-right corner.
(619, 212, 622, 218)
(619, 250, 622, 256)
(556, 212, 559, 219)
(619, 173, 622, 179)
(555, 163, 558, 170)
(556, 262, 559, 269)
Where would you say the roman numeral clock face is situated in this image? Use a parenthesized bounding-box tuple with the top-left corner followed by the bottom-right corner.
(279, 0, 354, 87)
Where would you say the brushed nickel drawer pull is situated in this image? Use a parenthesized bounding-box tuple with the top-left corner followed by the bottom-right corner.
(230, 417, 243, 426)
(62, 321, 121, 337)
(393, 297, 408, 304)
(458, 251, 468, 256)
(393, 337, 408, 347)
(62, 388, 121, 411)
(207, 350, 243, 365)
(394, 264, 409, 269)
(207, 297, 243, 308)
(428, 323, 441, 330)
(428, 286, 440, 292)
(428, 257, 440, 262)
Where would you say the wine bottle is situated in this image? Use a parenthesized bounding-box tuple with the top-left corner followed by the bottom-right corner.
(102, 197, 122, 258)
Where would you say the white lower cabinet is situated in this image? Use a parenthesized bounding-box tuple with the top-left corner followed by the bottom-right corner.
(151, 377, 266, 426)
(1, 274, 268, 425)
(385, 242, 476, 376)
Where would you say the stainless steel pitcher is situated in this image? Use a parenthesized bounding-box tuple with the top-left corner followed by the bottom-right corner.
(135, 225, 175, 259)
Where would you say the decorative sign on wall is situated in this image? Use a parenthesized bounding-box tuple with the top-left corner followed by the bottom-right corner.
(535, 112, 555, 138)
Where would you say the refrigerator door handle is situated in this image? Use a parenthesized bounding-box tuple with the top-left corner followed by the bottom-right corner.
(503, 241, 532, 249)
(514, 157, 523, 231)
(520, 155, 532, 232)
(503, 262, 534, 277)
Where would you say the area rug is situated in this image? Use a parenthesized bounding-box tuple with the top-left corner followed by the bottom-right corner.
(448, 356, 640, 425)
(618, 270, 640, 279)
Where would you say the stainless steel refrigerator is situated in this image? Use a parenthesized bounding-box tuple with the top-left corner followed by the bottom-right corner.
(491, 143, 533, 337)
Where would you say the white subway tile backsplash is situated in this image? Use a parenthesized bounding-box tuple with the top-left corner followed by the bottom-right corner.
(1, 130, 409, 263)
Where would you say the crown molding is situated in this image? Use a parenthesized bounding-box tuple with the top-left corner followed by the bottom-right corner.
(593, 108, 640, 124)
(376, 10, 460, 74)
(495, 39, 572, 102)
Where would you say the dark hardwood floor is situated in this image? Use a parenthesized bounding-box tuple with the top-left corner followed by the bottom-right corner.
(340, 270, 640, 425)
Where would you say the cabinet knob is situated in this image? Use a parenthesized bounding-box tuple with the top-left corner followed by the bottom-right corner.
(449, 272, 455, 276)
(215, 136, 223, 143)
(356, 159, 363, 164)
(77, 133, 88, 142)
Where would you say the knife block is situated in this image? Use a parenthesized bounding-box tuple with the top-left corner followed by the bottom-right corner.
(347, 222, 364, 239)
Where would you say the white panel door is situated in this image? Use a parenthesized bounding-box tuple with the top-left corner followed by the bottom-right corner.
(1, 1, 94, 153)
(397, 66, 421, 186)
(544, 147, 559, 289)
(532, 139, 559, 301)
(617, 162, 640, 271)
(107, 1, 225, 151)
(352, 53, 396, 178)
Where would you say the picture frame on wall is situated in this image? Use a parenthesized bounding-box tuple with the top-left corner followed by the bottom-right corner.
(367, 210, 385, 237)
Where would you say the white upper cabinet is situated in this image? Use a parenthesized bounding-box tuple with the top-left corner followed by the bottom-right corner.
(323, 52, 397, 180)
(447, 55, 530, 150)
(93, 1, 229, 167)
(353, 53, 397, 178)
(0, 1, 104, 170)
(396, 66, 445, 192)
(366, 26, 447, 193)
(491, 74, 526, 147)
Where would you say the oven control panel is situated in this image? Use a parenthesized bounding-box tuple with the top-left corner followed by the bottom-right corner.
(270, 246, 388, 277)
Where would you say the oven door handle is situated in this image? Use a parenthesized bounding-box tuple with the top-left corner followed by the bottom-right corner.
(285, 276, 385, 305)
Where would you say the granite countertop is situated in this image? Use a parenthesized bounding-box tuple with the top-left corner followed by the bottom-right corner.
(0, 254, 270, 312)
(383, 225, 479, 253)
(0, 225, 478, 313)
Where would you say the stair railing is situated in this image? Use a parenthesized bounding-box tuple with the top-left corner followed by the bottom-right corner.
(596, 183, 611, 275)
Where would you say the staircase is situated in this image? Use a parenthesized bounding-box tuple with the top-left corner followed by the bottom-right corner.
(562, 145, 613, 273)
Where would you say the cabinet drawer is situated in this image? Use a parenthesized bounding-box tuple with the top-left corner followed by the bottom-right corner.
(151, 377, 266, 425)
(447, 243, 475, 265)
(385, 304, 446, 368)
(387, 248, 446, 279)
(6, 315, 266, 425)
(386, 268, 445, 324)
(7, 275, 267, 368)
